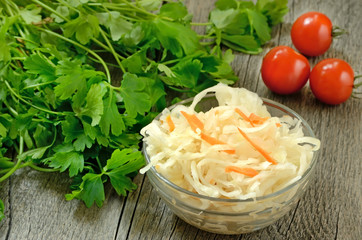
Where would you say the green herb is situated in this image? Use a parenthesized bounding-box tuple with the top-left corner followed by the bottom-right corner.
(0, 0, 287, 216)
(0, 199, 4, 221)
(204, 0, 288, 54)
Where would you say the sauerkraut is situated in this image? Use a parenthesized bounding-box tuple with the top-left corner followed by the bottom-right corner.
(140, 83, 320, 200)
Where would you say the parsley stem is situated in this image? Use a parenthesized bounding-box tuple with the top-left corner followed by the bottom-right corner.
(96, 157, 103, 171)
(2, 98, 18, 116)
(0, 169, 10, 175)
(27, 163, 59, 173)
(84, 162, 99, 170)
(31, 0, 69, 22)
(4, 0, 27, 37)
(31, 117, 55, 124)
(57, 0, 79, 14)
(161, 51, 204, 65)
(200, 41, 215, 46)
(99, 29, 126, 74)
(91, 38, 126, 60)
(106, 1, 156, 18)
(23, 81, 55, 89)
(11, 57, 27, 61)
(105, 83, 121, 91)
(168, 86, 193, 93)
(0, 162, 58, 174)
(37, 28, 112, 83)
(0, 136, 23, 183)
(88, 56, 122, 69)
(4, 80, 68, 116)
(190, 22, 213, 26)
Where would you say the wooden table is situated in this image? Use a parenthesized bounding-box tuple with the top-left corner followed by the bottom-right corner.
(1, 0, 361, 239)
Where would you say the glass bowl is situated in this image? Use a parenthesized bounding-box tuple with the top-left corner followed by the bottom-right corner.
(142, 94, 320, 234)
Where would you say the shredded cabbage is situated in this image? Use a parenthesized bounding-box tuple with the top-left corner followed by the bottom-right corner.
(140, 83, 320, 200)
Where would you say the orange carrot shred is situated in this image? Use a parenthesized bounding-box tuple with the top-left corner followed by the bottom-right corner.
(180, 111, 204, 133)
(200, 132, 235, 154)
(249, 113, 269, 125)
(237, 127, 278, 165)
(200, 132, 225, 145)
(235, 108, 255, 127)
(225, 166, 259, 177)
(222, 149, 236, 154)
(276, 123, 282, 127)
(165, 115, 175, 132)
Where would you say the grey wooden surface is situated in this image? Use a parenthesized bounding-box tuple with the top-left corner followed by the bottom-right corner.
(1, 0, 361, 239)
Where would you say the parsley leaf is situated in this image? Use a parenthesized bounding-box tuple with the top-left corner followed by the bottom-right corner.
(138, 0, 162, 11)
(246, 9, 271, 44)
(120, 73, 151, 118)
(256, 0, 289, 26)
(54, 59, 100, 101)
(18, 146, 49, 161)
(121, 51, 147, 74)
(0, 157, 14, 169)
(0, 17, 17, 62)
(0, 114, 12, 138)
(221, 34, 262, 53)
(62, 116, 83, 143)
(83, 121, 110, 147)
(104, 149, 144, 196)
(51, 6, 69, 23)
(78, 83, 107, 126)
(65, 173, 105, 208)
(153, 18, 200, 57)
(73, 133, 93, 152)
(0, 41, 11, 63)
(215, 0, 238, 10)
(99, 92, 125, 137)
(162, 59, 203, 88)
(63, 13, 99, 44)
(159, 2, 189, 20)
(19, 4, 42, 24)
(23, 54, 56, 81)
(96, 11, 133, 41)
(61, 116, 94, 151)
(46, 149, 84, 177)
(54, 73, 87, 101)
(0, 122, 8, 138)
(208, 0, 287, 54)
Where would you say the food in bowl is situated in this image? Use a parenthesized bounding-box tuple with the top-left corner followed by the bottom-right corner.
(140, 83, 320, 234)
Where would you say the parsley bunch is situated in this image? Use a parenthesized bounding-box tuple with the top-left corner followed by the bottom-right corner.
(0, 0, 287, 216)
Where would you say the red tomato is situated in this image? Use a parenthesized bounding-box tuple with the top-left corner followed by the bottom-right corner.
(261, 46, 310, 95)
(310, 58, 354, 105)
(291, 12, 333, 56)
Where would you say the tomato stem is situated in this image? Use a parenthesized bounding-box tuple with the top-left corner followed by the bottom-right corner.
(354, 75, 362, 87)
(332, 26, 348, 38)
(352, 75, 362, 98)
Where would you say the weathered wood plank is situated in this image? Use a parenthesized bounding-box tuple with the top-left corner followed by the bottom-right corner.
(3, 168, 125, 240)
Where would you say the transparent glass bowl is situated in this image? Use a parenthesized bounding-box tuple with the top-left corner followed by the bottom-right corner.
(142, 94, 319, 234)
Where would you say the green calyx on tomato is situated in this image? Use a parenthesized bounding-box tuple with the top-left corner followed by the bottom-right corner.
(261, 46, 310, 95)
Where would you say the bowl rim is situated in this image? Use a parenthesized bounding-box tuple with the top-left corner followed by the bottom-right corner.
(142, 93, 319, 203)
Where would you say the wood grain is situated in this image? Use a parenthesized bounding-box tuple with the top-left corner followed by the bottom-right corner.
(1, 0, 361, 239)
